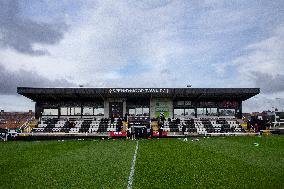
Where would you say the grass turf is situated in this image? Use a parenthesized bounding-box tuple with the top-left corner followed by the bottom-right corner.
(0, 136, 283, 188)
(133, 136, 284, 189)
(0, 140, 136, 188)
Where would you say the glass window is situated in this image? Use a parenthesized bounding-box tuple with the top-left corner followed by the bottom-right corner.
(177, 101, 184, 106)
(60, 107, 68, 115)
(43, 109, 58, 115)
(185, 109, 195, 116)
(94, 108, 104, 116)
(70, 107, 74, 115)
(143, 108, 149, 116)
(174, 109, 184, 116)
(136, 108, 143, 116)
(83, 107, 93, 115)
(74, 107, 81, 115)
(197, 108, 205, 115)
(208, 108, 218, 116)
(219, 109, 235, 116)
(128, 108, 135, 116)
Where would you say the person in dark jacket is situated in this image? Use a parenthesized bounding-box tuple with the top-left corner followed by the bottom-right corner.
(124, 113, 128, 122)
(182, 125, 186, 135)
(159, 123, 163, 138)
(111, 116, 114, 124)
(126, 128, 131, 139)
(150, 126, 153, 139)
(142, 127, 146, 138)
(247, 120, 251, 131)
(117, 117, 123, 132)
(131, 126, 135, 140)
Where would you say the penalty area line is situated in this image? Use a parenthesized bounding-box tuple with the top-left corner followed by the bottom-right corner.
(127, 141, 139, 189)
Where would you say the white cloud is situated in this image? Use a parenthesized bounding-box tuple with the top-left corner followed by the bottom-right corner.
(1, 0, 284, 112)
(243, 93, 284, 113)
(232, 25, 284, 90)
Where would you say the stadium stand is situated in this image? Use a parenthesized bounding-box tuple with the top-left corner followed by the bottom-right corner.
(30, 116, 244, 136)
(97, 118, 110, 132)
(14, 87, 259, 139)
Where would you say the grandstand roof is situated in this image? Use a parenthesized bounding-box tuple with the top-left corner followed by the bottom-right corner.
(17, 87, 260, 101)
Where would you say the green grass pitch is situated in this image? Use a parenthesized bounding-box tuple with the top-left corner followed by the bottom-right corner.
(0, 136, 283, 188)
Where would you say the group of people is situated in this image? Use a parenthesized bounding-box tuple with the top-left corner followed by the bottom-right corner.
(127, 112, 166, 139)
(247, 118, 271, 132)
(113, 112, 169, 139)
(126, 126, 150, 140)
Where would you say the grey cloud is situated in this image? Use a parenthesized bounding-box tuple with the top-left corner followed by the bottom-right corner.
(0, 0, 66, 55)
(243, 94, 284, 113)
(254, 72, 284, 93)
(0, 64, 74, 94)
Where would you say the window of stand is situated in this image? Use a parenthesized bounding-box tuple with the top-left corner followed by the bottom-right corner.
(42, 108, 58, 116)
(143, 107, 149, 116)
(197, 108, 218, 116)
(174, 108, 195, 118)
(94, 107, 104, 116)
(128, 108, 135, 116)
(197, 108, 205, 116)
(74, 107, 81, 115)
(207, 108, 218, 116)
(60, 107, 68, 115)
(174, 109, 184, 117)
(128, 107, 149, 116)
(83, 107, 93, 115)
(60, 106, 104, 116)
(136, 107, 143, 116)
(60, 107, 81, 116)
(185, 109, 195, 117)
(219, 109, 235, 116)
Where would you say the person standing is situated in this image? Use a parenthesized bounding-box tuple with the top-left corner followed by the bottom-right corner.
(126, 128, 131, 140)
(117, 117, 122, 132)
(159, 122, 163, 138)
(131, 126, 135, 140)
(182, 124, 186, 135)
(247, 120, 251, 131)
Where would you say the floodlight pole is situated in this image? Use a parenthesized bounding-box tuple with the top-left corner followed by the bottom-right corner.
(274, 108, 276, 128)
(272, 98, 283, 128)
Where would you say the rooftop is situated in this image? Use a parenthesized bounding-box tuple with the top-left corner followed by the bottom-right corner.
(17, 87, 260, 102)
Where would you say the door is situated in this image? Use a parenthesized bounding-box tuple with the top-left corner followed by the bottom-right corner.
(109, 102, 123, 118)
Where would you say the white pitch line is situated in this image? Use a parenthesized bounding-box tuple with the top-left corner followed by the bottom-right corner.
(127, 141, 139, 189)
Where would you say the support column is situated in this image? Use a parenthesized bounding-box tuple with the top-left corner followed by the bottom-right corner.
(237, 101, 242, 119)
(168, 99, 173, 119)
(104, 99, 109, 118)
(81, 102, 83, 118)
(35, 102, 43, 119)
(123, 100, 127, 116)
(150, 98, 156, 118)
(194, 103, 197, 118)
(58, 106, 61, 119)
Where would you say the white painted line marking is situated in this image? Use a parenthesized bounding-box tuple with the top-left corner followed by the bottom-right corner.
(127, 141, 139, 189)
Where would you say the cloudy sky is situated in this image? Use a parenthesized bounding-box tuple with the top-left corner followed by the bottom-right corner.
(0, 0, 284, 112)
